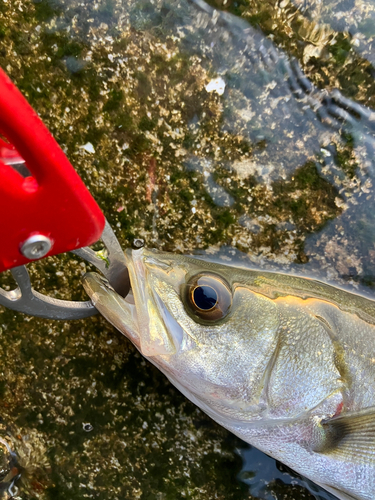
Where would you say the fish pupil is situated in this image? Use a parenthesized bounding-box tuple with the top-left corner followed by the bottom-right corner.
(193, 285, 218, 310)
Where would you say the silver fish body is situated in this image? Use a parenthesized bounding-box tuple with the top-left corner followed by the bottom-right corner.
(83, 248, 375, 500)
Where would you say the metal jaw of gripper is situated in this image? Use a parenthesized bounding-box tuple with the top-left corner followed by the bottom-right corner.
(0, 220, 130, 320)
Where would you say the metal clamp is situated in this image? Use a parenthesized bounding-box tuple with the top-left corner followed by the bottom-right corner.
(72, 220, 129, 299)
(0, 220, 129, 320)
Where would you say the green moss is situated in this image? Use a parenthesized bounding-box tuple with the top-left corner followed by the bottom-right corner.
(245, 9, 272, 28)
(329, 33, 352, 65)
(33, 0, 62, 23)
(138, 114, 157, 131)
(103, 89, 124, 112)
(0, 380, 6, 398)
(0, 24, 7, 39)
(135, 70, 152, 102)
(213, 168, 256, 213)
(292, 161, 325, 190)
(127, 133, 151, 158)
(335, 149, 358, 178)
(272, 162, 342, 233)
(214, 208, 235, 228)
(56, 40, 85, 59)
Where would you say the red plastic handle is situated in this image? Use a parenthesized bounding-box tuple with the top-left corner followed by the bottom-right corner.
(0, 68, 105, 272)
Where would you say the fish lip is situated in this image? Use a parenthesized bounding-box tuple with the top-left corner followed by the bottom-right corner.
(82, 272, 141, 348)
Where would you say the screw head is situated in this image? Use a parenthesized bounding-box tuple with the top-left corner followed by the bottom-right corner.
(132, 238, 145, 249)
(21, 235, 52, 260)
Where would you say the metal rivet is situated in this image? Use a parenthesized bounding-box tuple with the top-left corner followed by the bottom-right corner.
(20, 235, 52, 260)
(132, 238, 145, 249)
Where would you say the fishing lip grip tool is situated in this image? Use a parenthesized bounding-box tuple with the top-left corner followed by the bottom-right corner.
(0, 68, 130, 320)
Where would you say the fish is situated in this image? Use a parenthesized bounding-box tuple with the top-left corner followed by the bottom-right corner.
(82, 248, 375, 500)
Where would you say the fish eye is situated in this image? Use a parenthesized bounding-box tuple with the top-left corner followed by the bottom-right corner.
(184, 273, 232, 322)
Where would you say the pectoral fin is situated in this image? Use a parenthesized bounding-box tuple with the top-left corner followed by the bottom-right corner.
(313, 406, 375, 464)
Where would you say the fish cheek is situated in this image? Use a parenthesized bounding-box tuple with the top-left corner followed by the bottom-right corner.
(157, 285, 278, 414)
(177, 288, 280, 410)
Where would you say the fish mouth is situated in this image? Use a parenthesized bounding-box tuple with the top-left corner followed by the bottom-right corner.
(82, 270, 141, 348)
(82, 248, 183, 358)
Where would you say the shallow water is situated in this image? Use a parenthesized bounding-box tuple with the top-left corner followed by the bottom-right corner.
(0, 0, 375, 498)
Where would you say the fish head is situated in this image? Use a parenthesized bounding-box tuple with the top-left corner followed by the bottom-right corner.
(83, 248, 280, 423)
